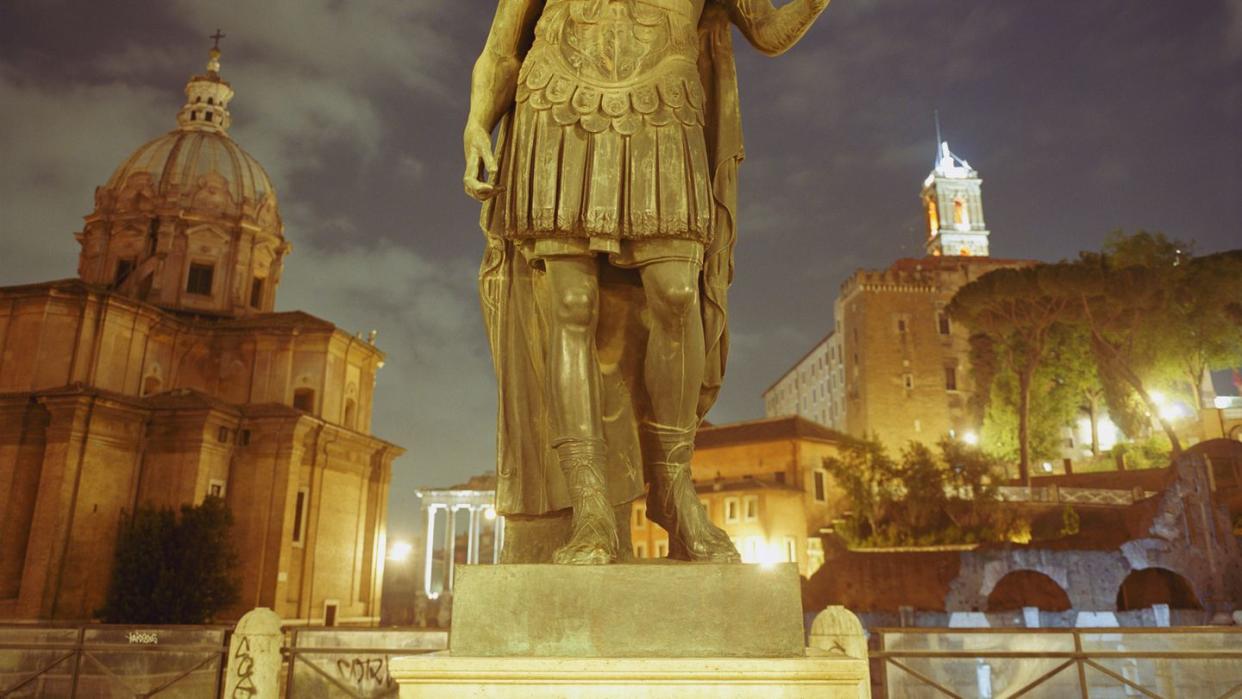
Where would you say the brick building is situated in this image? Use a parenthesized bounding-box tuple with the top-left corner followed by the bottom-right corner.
(0, 45, 403, 624)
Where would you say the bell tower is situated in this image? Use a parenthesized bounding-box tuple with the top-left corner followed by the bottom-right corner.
(920, 141, 990, 257)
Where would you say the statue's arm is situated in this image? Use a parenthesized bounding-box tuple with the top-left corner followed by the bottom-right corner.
(723, 0, 830, 57)
(464, 0, 544, 201)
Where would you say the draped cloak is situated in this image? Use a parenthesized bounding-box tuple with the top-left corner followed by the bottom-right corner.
(479, 4, 744, 516)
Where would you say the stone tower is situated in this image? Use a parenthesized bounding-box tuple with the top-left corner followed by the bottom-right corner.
(920, 141, 990, 258)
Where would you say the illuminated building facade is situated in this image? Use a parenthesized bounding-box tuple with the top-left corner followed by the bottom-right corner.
(0, 45, 402, 625)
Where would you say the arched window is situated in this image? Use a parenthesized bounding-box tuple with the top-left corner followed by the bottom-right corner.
(953, 196, 969, 226)
(926, 200, 939, 236)
(987, 570, 1072, 612)
(1116, 568, 1202, 610)
(293, 388, 315, 412)
(343, 398, 357, 429)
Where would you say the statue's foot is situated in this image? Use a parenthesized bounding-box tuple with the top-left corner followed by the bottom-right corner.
(668, 508, 741, 563)
(648, 464, 741, 564)
(553, 539, 614, 565)
(553, 488, 618, 565)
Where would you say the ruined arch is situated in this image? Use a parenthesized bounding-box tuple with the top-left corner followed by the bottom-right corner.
(1116, 568, 1202, 611)
(986, 570, 1072, 612)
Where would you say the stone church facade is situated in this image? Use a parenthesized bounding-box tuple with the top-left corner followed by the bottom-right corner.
(0, 45, 403, 624)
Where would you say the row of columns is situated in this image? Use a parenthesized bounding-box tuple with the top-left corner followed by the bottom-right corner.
(422, 503, 504, 598)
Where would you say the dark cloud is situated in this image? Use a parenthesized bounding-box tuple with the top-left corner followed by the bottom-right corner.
(2, 0, 1238, 539)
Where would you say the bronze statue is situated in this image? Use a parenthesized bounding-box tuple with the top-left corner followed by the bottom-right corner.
(464, 0, 830, 564)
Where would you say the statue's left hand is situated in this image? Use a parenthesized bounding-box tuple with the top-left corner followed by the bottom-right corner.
(463, 123, 501, 202)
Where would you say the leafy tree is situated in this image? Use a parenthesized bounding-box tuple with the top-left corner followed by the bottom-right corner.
(949, 265, 1077, 484)
(1059, 232, 1231, 455)
(98, 496, 240, 624)
(824, 437, 1011, 546)
(1161, 250, 1242, 409)
(979, 369, 1066, 465)
(1045, 324, 1106, 455)
(821, 436, 896, 540)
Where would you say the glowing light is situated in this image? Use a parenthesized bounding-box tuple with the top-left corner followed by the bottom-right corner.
(484, 507, 497, 521)
(1149, 390, 1189, 421)
(1098, 417, 1119, 451)
(1215, 396, 1241, 409)
(1041, 462, 1053, 473)
(388, 540, 413, 563)
(962, 431, 979, 446)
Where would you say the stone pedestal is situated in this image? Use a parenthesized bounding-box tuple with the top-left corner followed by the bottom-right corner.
(392, 564, 871, 697)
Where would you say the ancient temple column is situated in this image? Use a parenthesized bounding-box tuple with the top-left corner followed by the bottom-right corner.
(445, 506, 459, 591)
(468, 507, 482, 564)
(423, 504, 438, 598)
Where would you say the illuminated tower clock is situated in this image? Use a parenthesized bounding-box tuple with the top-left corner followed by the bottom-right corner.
(920, 142, 990, 257)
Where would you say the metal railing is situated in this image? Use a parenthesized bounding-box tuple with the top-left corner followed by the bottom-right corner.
(873, 626, 1242, 698)
(0, 624, 230, 697)
(283, 627, 447, 698)
(994, 485, 1155, 506)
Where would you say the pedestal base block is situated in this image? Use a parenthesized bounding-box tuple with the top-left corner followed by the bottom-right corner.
(390, 652, 871, 698)
(449, 563, 805, 658)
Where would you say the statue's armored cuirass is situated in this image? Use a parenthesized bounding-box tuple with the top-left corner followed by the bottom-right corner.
(518, 0, 707, 133)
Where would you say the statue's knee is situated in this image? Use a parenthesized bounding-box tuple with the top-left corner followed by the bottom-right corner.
(555, 285, 597, 327)
(651, 281, 698, 320)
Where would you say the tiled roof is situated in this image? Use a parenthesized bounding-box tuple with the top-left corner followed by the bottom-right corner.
(696, 415, 849, 449)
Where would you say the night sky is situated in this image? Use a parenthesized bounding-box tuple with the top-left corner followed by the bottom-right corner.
(2, 1, 1239, 540)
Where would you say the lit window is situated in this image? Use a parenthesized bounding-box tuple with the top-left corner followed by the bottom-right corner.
(954, 196, 970, 226)
(634, 542, 647, 559)
(655, 540, 668, 558)
(186, 263, 214, 296)
(724, 497, 740, 524)
(743, 495, 758, 522)
(208, 479, 226, 498)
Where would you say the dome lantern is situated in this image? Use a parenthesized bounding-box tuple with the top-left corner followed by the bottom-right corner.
(176, 31, 234, 132)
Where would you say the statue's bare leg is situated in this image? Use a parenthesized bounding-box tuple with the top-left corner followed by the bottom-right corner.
(638, 260, 740, 563)
(543, 256, 618, 565)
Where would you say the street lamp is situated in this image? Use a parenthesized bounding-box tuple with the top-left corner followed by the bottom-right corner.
(388, 540, 413, 563)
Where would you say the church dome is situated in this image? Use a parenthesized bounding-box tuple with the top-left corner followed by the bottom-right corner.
(92, 40, 280, 228)
(104, 128, 276, 219)
(77, 37, 289, 318)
